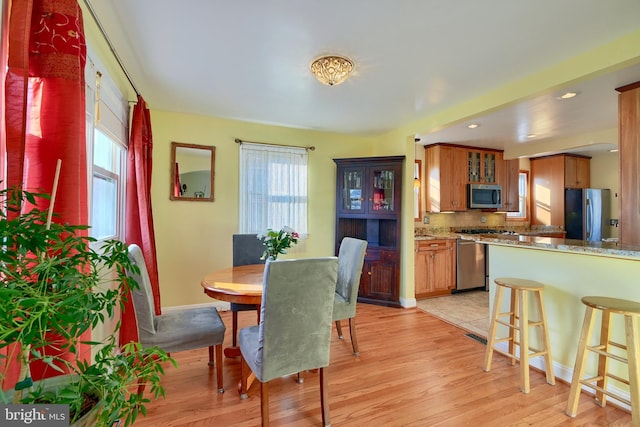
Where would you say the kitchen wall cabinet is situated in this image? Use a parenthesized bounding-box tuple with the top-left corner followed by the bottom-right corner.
(424, 145, 467, 212)
(529, 154, 591, 227)
(502, 159, 520, 212)
(334, 156, 404, 307)
(415, 239, 456, 298)
(617, 81, 640, 245)
(564, 155, 590, 188)
(468, 149, 503, 184)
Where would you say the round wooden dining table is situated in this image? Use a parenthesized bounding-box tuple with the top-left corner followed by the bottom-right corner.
(201, 263, 265, 396)
(201, 263, 264, 308)
(201, 263, 264, 359)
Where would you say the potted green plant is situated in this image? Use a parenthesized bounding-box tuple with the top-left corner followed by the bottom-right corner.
(0, 186, 174, 426)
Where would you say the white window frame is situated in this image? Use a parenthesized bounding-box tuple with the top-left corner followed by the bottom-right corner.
(507, 171, 528, 220)
(85, 49, 128, 242)
(238, 142, 308, 237)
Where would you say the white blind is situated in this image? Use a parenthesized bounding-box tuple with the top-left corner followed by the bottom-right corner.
(239, 143, 308, 236)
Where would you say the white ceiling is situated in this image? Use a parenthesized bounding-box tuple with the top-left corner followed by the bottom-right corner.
(86, 1, 640, 157)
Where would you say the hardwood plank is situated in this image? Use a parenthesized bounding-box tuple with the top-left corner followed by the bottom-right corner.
(131, 304, 631, 426)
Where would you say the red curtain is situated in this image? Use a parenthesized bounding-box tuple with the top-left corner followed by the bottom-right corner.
(121, 95, 161, 345)
(2, 0, 88, 388)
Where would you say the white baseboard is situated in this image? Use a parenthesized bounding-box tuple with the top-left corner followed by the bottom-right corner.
(494, 341, 631, 412)
(400, 296, 417, 308)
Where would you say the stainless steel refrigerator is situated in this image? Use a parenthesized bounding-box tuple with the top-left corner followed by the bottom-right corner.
(564, 188, 611, 241)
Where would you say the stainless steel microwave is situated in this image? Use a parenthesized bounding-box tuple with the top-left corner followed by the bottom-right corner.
(468, 184, 502, 209)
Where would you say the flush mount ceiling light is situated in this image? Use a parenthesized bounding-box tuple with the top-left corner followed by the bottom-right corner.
(557, 91, 578, 100)
(467, 123, 480, 129)
(310, 55, 354, 86)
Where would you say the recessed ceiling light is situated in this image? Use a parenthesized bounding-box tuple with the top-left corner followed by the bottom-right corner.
(557, 92, 578, 100)
(467, 123, 479, 129)
(527, 134, 537, 139)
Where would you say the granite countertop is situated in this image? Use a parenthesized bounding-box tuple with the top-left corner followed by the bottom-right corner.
(414, 229, 640, 259)
(460, 234, 640, 260)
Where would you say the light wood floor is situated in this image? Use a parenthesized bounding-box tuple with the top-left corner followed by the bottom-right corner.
(132, 304, 632, 426)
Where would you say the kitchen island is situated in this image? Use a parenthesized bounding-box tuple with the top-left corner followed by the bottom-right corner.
(473, 234, 640, 408)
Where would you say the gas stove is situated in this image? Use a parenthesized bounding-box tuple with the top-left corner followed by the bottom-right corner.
(458, 229, 519, 235)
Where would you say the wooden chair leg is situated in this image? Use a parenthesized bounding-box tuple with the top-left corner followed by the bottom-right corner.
(335, 320, 344, 339)
(320, 367, 330, 427)
(215, 344, 224, 393)
(484, 284, 504, 372)
(232, 310, 239, 347)
(519, 289, 530, 394)
(208, 345, 214, 366)
(261, 381, 270, 427)
(535, 290, 555, 385)
(566, 306, 596, 417)
(349, 317, 359, 356)
(595, 310, 612, 407)
(509, 288, 517, 366)
(625, 314, 640, 427)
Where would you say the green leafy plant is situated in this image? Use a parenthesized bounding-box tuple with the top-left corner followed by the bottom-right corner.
(258, 226, 299, 260)
(0, 186, 175, 426)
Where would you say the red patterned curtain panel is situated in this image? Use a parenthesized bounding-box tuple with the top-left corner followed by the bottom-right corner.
(2, 0, 88, 388)
(121, 95, 161, 346)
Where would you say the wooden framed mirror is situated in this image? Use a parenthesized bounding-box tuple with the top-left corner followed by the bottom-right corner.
(170, 141, 215, 201)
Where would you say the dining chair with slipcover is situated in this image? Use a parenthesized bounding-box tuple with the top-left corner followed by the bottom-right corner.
(238, 257, 339, 427)
(333, 237, 368, 356)
(231, 234, 266, 347)
(126, 244, 226, 393)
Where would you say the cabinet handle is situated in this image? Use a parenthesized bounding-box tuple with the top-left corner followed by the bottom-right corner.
(430, 243, 439, 247)
(368, 272, 372, 276)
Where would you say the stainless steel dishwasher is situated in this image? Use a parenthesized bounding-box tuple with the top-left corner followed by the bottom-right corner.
(455, 239, 486, 291)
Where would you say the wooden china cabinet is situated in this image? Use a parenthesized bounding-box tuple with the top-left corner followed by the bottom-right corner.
(334, 156, 404, 307)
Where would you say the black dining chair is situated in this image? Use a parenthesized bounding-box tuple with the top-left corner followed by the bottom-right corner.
(230, 234, 266, 347)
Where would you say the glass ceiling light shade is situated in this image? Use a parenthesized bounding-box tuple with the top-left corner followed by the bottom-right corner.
(310, 55, 354, 86)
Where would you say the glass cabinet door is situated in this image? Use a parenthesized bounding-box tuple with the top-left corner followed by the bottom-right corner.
(483, 152, 496, 183)
(370, 167, 395, 212)
(340, 168, 365, 213)
(468, 151, 481, 182)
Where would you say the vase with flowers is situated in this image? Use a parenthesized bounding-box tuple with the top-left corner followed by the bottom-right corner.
(257, 226, 299, 260)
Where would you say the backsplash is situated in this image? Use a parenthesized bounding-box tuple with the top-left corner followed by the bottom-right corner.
(415, 211, 530, 235)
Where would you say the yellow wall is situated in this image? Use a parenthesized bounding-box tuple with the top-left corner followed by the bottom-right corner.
(150, 110, 410, 307)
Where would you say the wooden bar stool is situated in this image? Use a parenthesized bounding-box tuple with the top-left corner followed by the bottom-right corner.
(483, 277, 556, 393)
(565, 296, 640, 424)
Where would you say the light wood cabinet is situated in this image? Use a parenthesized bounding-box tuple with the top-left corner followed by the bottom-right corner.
(502, 159, 520, 212)
(529, 154, 591, 227)
(468, 149, 502, 184)
(564, 155, 590, 188)
(617, 81, 640, 245)
(424, 145, 467, 212)
(415, 239, 456, 298)
(334, 156, 404, 307)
